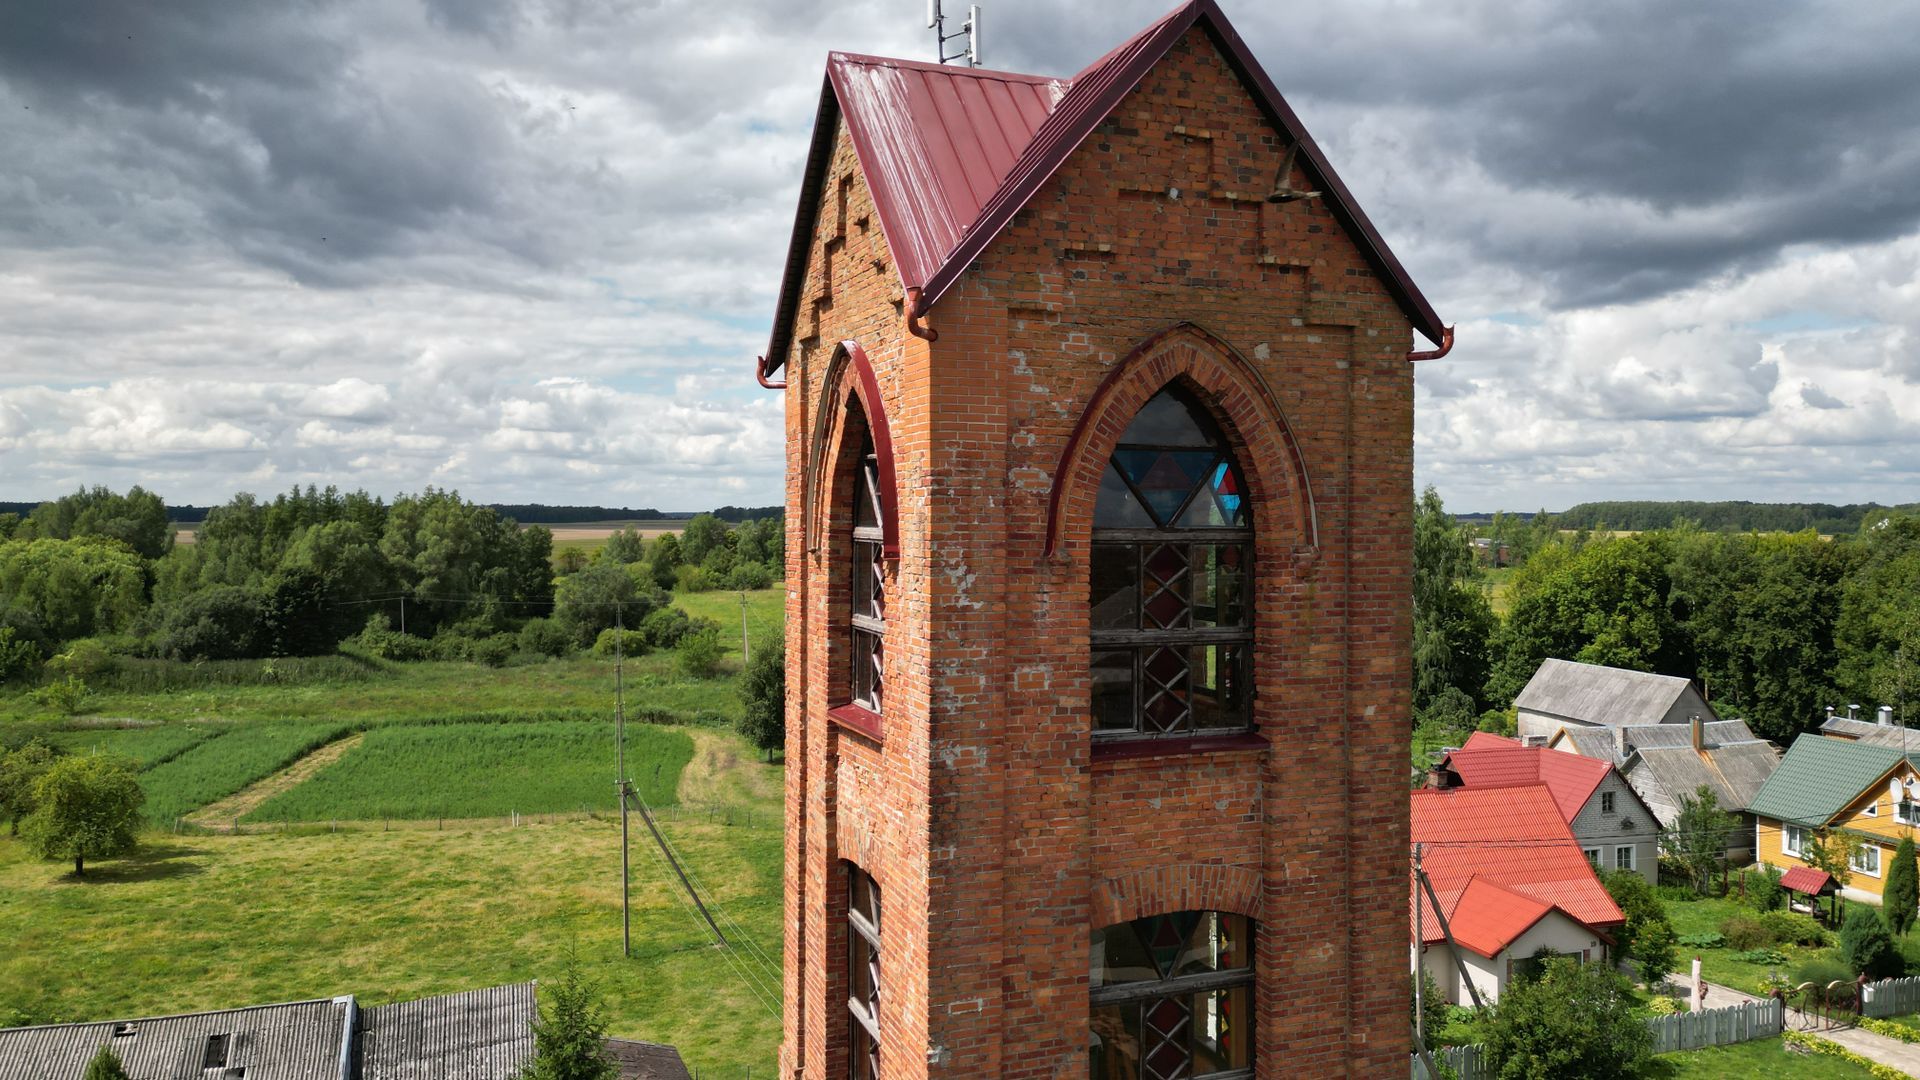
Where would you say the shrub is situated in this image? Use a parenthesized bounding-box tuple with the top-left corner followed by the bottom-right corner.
(639, 608, 693, 650)
(0, 625, 42, 685)
(32, 676, 88, 716)
(1719, 914, 1773, 951)
(1888, 838, 1919, 937)
(1736, 948, 1788, 965)
(1644, 995, 1679, 1016)
(349, 614, 432, 661)
(1761, 910, 1828, 947)
(471, 635, 515, 669)
(1636, 918, 1678, 986)
(1676, 931, 1725, 949)
(591, 628, 649, 658)
(1840, 905, 1902, 980)
(1481, 958, 1651, 1080)
(725, 562, 774, 591)
(518, 618, 574, 658)
(46, 639, 116, 679)
(1793, 957, 1856, 1006)
(83, 1046, 131, 1080)
(674, 565, 715, 593)
(676, 626, 724, 679)
(1750, 863, 1785, 912)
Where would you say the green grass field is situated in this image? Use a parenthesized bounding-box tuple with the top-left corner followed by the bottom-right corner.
(0, 582, 788, 1074)
(242, 722, 692, 822)
(675, 588, 784, 660)
(1645, 1036, 1878, 1077)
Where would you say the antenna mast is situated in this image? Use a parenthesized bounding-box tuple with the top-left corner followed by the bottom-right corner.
(928, 0, 982, 67)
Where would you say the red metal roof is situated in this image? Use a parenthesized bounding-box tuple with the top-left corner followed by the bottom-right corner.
(1462, 731, 1519, 752)
(1781, 866, 1834, 896)
(761, 0, 1448, 376)
(1442, 877, 1587, 960)
(1412, 785, 1625, 950)
(1443, 742, 1619, 825)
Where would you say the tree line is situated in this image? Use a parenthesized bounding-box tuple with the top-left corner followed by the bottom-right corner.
(1416, 489, 1920, 746)
(0, 485, 784, 684)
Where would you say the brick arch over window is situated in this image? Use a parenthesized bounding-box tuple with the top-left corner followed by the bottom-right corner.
(804, 340, 900, 560)
(1092, 863, 1265, 928)
(1043, 323, 1318, 564)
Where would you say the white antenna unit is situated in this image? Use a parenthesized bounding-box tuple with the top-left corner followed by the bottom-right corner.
(928, 0, 982, 67)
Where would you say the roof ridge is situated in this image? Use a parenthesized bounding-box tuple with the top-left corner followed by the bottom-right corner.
(826, 50, 1065, 85)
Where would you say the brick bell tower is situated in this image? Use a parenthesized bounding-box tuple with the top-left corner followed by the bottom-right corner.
(753, 2, 1452, 1077)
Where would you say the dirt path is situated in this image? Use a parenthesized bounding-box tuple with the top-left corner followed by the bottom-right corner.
(676, 728, 781, 808)
(184, 733, 365, 831)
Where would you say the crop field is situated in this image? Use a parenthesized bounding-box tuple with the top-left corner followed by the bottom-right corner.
(140, 721, 360, 826)
(38, 723, 221, 767)
(243, 721, 692, 823)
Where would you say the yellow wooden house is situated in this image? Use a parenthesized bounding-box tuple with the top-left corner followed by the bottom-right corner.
(1748, 733, 1920, 907)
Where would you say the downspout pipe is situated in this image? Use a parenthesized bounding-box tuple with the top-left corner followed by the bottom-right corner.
(905, 287, 939, 342)
(1406, 325, 1454, 362)
(755, 354, 787, 390)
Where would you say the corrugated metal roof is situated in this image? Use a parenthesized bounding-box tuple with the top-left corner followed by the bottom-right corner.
(359, 984, 535, 1080)
(1624, 719, 1761, 751)
(1780, 866, 1834, 896)
(1822, 717, 1920, 749)
(1411, 785, 1624, 949)
(1745, 734, 1920, 826)
(604, 1038, 692, 1080)
(0, 997, 350, 1080)
(761, 0, 1448, 376)
(1443, 877, 1586, 960)
(1514, 658, 1704, 728)
(1629, 741, 1781, 814)
(1442, 742, 1618, 824)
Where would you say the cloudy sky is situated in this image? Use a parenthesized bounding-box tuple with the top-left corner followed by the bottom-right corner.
(2, 0, 1916, 513)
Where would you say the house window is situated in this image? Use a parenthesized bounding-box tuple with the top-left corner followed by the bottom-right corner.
(1091, 911, 1253, 1079)
(1853, 844, 1883, 878)
(1090, 388, 1252, 739)
(1615, 846, 1635, 872)
(203, 1034, 231, 1069)
(851, 434, 885, 716)
(1783, 825, 1807, 857)
(1900, 802, 1920, 826)
(846, 864, 881, 1079)
(1583, 848, 1600, 866)
(1600, 792, 1615, 814)
(1864, 801, 1879, 817)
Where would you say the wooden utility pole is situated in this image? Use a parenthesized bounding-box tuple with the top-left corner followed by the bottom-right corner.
(616, 604, 630, 958)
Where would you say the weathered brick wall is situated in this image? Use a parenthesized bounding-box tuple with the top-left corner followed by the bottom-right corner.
(783, 22, 1417, 1079)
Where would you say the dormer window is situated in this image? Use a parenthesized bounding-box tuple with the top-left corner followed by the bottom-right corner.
(1090, 387, 1252, 739)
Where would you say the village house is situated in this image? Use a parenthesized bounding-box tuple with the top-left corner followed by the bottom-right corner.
(1514, 658, 1716, 745)
(1748, 734, 1920, 912)
(1440, 732, 1659, 884)
(1819, 704, 1909, 747)
(1411, 786, 1625, 1007)
(758, 0, 1453, 1075)
(1547, 715, 1779, 863)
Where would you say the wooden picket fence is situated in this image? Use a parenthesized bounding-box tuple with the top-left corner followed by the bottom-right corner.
(1412, 998, 1783, 1078)
(1863, 975, 1920, 1018)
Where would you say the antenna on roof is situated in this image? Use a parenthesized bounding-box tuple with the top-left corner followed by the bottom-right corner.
(929, 0, 982, 67)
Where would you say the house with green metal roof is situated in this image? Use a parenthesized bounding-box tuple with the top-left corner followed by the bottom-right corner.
(1750, 734, 1920, 910)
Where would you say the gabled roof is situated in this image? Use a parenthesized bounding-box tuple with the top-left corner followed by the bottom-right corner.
(1442, 740, 1620, 825)
(1780, 866, 1835, 896)
(1443, 877, 1594, 960)
(1514, 658, 1708, 728)
(1627, 741, 1781, 814)
(1745, 734, 1920, 827)
(1411, 785, 1625, 949)
(762, 0, 1447, 375)
(0, 997, 350, 1080)
(1621, 719, 1763, 751)
(1822, 716, 1920, 750)
(359, 984, 535, 1080)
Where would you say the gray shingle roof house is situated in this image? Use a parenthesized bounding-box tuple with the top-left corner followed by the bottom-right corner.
(1821, 712, 1918, 750)
(0, 985, 688, 1080)
(1515, 658, 1714, 744)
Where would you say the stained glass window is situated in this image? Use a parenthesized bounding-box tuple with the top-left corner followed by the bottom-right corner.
(847, 863, 882, 1079)
(852, 433, 885, 714)
(1090, 911, 1254, 1080)
(1091, 387, 1252, 738)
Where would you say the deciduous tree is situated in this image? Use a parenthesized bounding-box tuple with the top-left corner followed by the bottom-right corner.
(1660, 786, 1738, 895)
(1481, 957, 1651, 1080)
(737, 636, 785, 758)
(22, 754, 143, 876)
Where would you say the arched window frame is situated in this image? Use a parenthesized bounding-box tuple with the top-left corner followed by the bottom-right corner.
(1089, 384, 1254, 741)
(813, 341, 897, 742)
(1090, 910, 1256, 1080)
(845, 861, 882, 1080)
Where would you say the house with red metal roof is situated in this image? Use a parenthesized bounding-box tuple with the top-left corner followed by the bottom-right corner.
(1412, 786, 1626, 1006)
(1440, 732, 1659, 885)
(762, 0, 1455, 1074)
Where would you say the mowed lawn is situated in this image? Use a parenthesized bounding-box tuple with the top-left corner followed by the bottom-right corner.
(242, 722, 692, 822)
(1647, 1036, 1880, 1078)
(0, 732, 785, 1075)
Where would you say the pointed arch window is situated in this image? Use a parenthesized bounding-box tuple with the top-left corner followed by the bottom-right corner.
(1091, 387, 1252, 738)
(1090, 911, 1255, 1079)
(851, 433, 886, 714)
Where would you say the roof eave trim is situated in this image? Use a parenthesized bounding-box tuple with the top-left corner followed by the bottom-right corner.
(763, 75, 846, 380)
